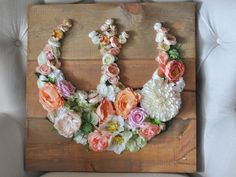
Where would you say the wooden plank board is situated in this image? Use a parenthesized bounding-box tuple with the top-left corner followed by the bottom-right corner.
(26, 2, 196, 172)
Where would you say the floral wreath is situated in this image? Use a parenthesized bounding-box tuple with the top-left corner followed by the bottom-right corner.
(35, 19, 185, 154)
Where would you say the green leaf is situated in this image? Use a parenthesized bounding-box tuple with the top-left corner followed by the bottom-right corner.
(81, 122, 93, 135)
(145, 116, 162, 125)
(34, 72, 41, 78)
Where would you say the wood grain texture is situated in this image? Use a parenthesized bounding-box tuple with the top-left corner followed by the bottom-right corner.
(26, 2, 196, 172)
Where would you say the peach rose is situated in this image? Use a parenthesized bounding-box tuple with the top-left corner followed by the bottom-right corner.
(156, 50, 169, 65)
(39, 83, 64, 112)
(102, 63, 120, 78)
(36, 64, 51, 75)
(139, 122, 161, 141)
(109, 47, 120, 56)
(115, 88, 141, 119)
(96, 99, 116, 124)
(88, 130, 111, 152)
(110, 36, 122, 49)
(165, 60, 185, 82)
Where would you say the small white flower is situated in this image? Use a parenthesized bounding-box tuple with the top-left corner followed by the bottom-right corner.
(153, 22, 162, 31)
(48, 68, 64, 82)
(121, 31, 129, 39)
(97, 83, 116, 102)
(141, 78, 181, 122)
(155, 31, 166, 43)
(37, 75, 47, 88)
(91, 36, 100, 45)
(102, 53, 115, 65)
(99, 115, 124, 136)
(105, 18, 114, 25)
(48, 37, 61, 47)
(118, 35, 127, 44)
(175, 77, 185, 92)
(37, 51, 48, 65)
(88, 31, 98, 38)
(100, 74, 108, 84)
(74, 90, 88, 105)
(109, 131, 132, 154)
(74, 130, 88, 145)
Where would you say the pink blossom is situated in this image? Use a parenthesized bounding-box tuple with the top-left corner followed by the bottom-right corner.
(128, 107, 147, 129)
(56, 80, 75, 98)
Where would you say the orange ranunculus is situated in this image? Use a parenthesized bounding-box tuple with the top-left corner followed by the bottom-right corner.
(115, 88, 141, 119)
(39, 83, 64, 112)
(88, 130, 111, 152)
(96, 99, 116, 125)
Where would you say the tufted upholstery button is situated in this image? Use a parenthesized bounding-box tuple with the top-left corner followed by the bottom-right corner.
(216, 38, 222, 45)
(15, 40, 21, 47)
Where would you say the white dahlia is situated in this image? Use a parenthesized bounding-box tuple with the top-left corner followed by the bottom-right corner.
(140, 78, 182, 122)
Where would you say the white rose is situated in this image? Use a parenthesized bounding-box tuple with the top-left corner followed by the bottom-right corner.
(97, 83, 108, 97)
(48, 68, 64, 82)
(106, 85, 116, 102)
(175, 77, 185, 92)
(88, 31, 97, 38)
(54, 108, 82, 138)
(105, 18, 114, 25)
(153, 22, 162, 31)
(102, 53, 115, 65)
(91, 36, 100, 45)
(100, 74, 108, 84)
(155, 31, 166, 43)
(37, 75, 47, 88)
(37, 51, 48, 65)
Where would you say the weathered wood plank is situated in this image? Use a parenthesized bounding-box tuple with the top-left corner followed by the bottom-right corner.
(26, 118, 196, 172)
(26, 2, 196, 172)
(28, 3, 195, 61)
(26, 59, 195, 118)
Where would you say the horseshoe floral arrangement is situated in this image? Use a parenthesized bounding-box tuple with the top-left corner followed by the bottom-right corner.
(35, 19, 185, 154)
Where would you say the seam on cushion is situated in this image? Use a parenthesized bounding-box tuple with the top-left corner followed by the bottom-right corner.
(197, 44, 218, 74)
(198, 11, 216, 38)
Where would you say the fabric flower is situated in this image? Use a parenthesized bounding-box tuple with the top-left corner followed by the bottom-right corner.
(109, 131, 132, 154)
(43, 44, 55, 60)
(164, 34, 177, 46)
(37, 51, 48, 65)
(52, 29, 63, 41)
(56, 80, 75, 98)
(110, 36, 122, 48)
(54, 108, 82, 138)
(165, 60, 185, 82)
(97, 83, 116, 101)
(102, 63, 120, 78)
(99, 115, 124, 136)
(37, 75, 47, 88)
(102, 53, 115, 65)
(115, 88, 141, 119)
(39, 83, 64, 112)
(140, 78, 181, 122)
(36, 64, 51, 75)
(96, 99, 116, 124)
(139, 122, 161, 141)
(74, 130, 88, 145)
(109, 47, 120, 56)
(127, 107, 147, 129)
(88, 90, 103, 104)
(88, 130, 111, 152)
(48, 68, 64, 81)
(126, 134, 146, 152)
(108, 76, 119, 85)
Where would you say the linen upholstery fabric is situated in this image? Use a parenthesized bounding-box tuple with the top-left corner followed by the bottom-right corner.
(0, 0, 236, 177)
(41, 173, 189, 177)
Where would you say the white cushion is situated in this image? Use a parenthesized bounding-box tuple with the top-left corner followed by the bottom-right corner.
(41, 173, 188, 177)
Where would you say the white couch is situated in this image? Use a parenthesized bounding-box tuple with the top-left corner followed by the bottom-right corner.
(1, 0, 236, 177)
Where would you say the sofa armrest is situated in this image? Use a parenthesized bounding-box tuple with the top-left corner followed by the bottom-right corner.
(0, 113, 25, 177)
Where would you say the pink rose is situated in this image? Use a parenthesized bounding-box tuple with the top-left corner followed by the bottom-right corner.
(109, 47, 120, 56)
(128, 107, 147, 128)
(56, 80, 76, 98)
(139, 122, 161, 141)
(155, 51, 169, 77)
(108, 76, 120, 85)
(110, 36, 122, 49)
(88, 130, 111, 152)
(164, 34, 177, 46)
(102, 63, 120, 78)
(43, 44, 55, 60)
(36, 64, 51, 75)
(165, 60, 185, 82)
(155, 50, 168, 65)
